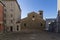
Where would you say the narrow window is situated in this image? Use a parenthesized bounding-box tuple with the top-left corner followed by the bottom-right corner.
(4, 9, 7, 11)
(24, 23, 26, 27)
(0, 24, 1, 26)
(0, 24, 1, 30)
(11, 14, 13, 17)
(41, 23, 42, 26)
(11, 20, 13, 23)
(10, 26, 13, 31)
(17, 25, 19, 31)
(4, 20, 6, 23)
(4, 14, 6, 17)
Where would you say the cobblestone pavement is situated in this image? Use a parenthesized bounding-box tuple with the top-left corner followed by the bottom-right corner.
(0, 32, 60, 40)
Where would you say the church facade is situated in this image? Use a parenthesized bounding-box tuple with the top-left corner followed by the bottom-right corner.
(21, 10, 45, 32)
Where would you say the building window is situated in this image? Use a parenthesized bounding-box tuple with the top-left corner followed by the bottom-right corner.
(10, 9, 13, 11)
(32, 15, 35, 18)
(11, 2, 13, 6)
(24, 23, 26, 27)
(41, 23, 42, 26)
(17, 25, 19, 31)
(4, 14, 6, 17)
(0, 24, 1, 26)
(11, 14, 13, 17)
(4, 20, 6, 23)
(4, 9, 7, 12)
(10, 26, 13, 31)
(40, 13, 42, 15)
(11, 20, 13, 23)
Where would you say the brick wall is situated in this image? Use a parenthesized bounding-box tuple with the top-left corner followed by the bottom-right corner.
(0, 3, 4, 32)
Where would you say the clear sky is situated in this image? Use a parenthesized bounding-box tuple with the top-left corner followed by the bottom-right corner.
(17, 0, 57, 19)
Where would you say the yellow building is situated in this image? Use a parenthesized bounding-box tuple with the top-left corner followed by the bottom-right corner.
(21, 10, 45, 32)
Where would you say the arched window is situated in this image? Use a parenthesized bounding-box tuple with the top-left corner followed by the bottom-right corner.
(40, 13, 42, 15)
(24, 23, 26, 27)
(32, 15, 35, 18)
(41, 23, 42, 26)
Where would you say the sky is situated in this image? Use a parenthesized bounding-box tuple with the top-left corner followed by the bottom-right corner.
(17, 0, 57, 19)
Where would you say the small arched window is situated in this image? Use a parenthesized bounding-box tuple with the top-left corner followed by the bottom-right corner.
(32, 15, 35, 18)
(41, 23, 42, 26)
(40, 13, 42, 15)
(24, 23, 26, 27)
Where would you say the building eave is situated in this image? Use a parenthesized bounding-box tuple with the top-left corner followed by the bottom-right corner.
(0, 1, 5, 6)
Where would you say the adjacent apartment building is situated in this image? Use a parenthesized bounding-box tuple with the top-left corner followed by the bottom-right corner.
(1, 0, 21, 32)
(45, 10, 60, 33)
(45, 18, 56, 31)
(56, 10, 60, 32)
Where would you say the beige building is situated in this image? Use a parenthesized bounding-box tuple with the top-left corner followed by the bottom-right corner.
(21, 10, 45, 32)
(1, 0, 21, 32)
(58, 0, 60, 10)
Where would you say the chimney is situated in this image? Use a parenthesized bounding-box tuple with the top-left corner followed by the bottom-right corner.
(38, 10, 43, 19)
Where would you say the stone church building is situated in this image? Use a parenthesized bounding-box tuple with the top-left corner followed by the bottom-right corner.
(21, 10, 45, 32)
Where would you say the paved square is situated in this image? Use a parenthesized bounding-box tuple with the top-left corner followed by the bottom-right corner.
(0, 32, 60, 40)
